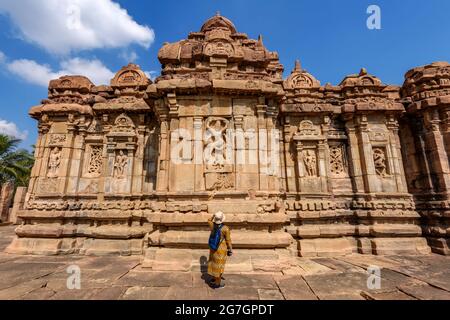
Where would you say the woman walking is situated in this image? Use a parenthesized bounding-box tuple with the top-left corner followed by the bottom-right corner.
(207, 211, 233, 289)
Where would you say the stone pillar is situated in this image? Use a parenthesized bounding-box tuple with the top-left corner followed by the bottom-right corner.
(0, 181, 14, 222)
(9, 186, 27, 224)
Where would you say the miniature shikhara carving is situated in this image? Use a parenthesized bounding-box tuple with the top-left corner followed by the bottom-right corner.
(113, 114, 135, 133)
(298, 120, 320, 136)
(7, 14, 450, 259)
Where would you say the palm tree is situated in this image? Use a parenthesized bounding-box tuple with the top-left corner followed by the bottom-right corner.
(0, 134, 34, 186)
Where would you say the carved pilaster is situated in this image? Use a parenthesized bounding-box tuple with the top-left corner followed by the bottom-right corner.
(344, 116, 365, 194)
(257, 102, 269, 191)
(156, 117, 169, 192)
(193, 117, 204, 191)
(423, 108, 450, 192)
(386, 114, 408, 193)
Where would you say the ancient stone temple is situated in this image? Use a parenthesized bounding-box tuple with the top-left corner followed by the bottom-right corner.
(6, 14, 450, 265)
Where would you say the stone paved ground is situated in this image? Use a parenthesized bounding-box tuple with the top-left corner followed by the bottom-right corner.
(1, 225, 450, 300)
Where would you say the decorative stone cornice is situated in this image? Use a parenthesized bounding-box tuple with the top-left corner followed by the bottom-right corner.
(402, 61, 450, 112)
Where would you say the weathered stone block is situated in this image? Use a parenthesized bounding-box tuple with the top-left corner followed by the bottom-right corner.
(298, 238, 354, 257)
(370, 237, 431, 255)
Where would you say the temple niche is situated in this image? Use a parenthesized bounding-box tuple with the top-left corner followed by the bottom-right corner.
(6, 14, 450, 264)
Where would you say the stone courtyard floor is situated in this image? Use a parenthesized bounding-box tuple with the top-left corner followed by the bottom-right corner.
(1, 225, 450, 300)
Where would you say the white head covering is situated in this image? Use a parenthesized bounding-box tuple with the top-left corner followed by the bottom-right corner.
(213, 211, 225, 224)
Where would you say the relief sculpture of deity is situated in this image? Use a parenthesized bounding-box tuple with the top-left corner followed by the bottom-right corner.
(114, 150, 128, 179)
(205, 118, 229, 169)
(303, 150, 317, 177)
(47, 147, 61, 178)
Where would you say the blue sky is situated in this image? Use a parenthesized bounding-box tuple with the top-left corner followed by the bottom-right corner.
(0, 0, 449, 149)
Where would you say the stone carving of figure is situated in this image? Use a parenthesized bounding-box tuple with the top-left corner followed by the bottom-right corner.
(114, 150, 128, 179)
(303, 150, 317, 177)
(205, 118, 228, 168)
(373, 148, 387, 176)
(47, 147, 61, 178)
(210, 173, 234, 191)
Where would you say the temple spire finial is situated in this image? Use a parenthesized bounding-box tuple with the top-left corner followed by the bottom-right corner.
(359, 67, 368, 76)
(294, 59, 302, 72)
(216, 11, 221, 16)
(257, 34, 264, 47)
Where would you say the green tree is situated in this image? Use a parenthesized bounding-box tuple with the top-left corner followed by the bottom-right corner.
(0, 134, 34, 187)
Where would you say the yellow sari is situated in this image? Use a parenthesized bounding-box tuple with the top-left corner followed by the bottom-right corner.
(207, 218, 232, 277)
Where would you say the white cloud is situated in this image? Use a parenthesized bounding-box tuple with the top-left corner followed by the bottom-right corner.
(7, 59, 60, 87)
(0, 50, 5, 63)
(60, 58, 115, 84)
(144, 70, 158, 81)
(0, 119, 28, 140)
(0, 0, 155, 55)
(6, 57, 115, 86)
(120, 50, 138, 63)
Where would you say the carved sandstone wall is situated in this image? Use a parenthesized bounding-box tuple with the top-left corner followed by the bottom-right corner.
(6, 14, 450, 257)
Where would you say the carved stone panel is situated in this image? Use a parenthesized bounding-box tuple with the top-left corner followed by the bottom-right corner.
(113, 150, 128, 179)
(86, 145, 103, 177)
(87, 118, 102, 133)
(47, 147, 61, 178)
(204, 117, 230, 169)
(38, 178, 60, 194)
(303, 149, 317, 177)
(204, 41, 234, 57)
(49, 134, 66, 146)
(329, 144, 347, 177)
(203, 117, 234, 190)
(373, 147, 389, 177)
(205, 172, 234, 191)
(80, 181, 99, 194)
